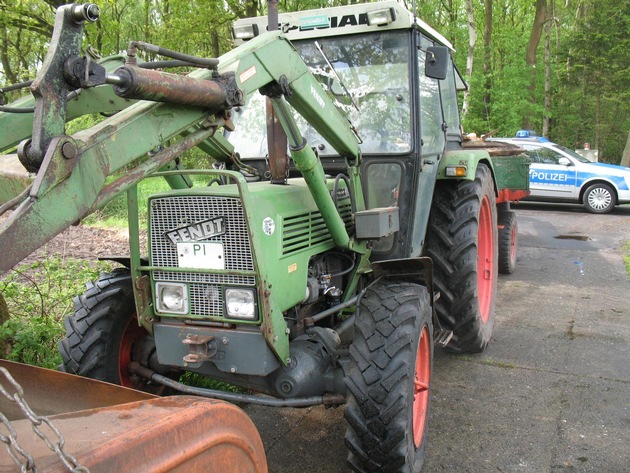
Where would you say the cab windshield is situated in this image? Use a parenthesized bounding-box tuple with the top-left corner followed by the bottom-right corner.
(228, 31, 411, 158)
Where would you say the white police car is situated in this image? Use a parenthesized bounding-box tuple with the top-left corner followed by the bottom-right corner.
(494, 138, 630, 213)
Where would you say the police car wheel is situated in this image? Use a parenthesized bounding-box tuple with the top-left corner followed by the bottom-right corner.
(583, 183, 615, 214)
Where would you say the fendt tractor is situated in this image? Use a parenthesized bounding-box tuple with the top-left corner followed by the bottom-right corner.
(0, 1, 529, 471)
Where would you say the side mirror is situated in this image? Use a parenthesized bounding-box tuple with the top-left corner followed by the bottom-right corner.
(425, 46, 449, 80)
(558, 157, 571, 166)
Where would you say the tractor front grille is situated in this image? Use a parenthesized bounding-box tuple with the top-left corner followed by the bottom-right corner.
(149, 195, 255, 317)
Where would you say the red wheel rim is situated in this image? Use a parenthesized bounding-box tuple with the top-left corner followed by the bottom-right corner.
(509, 224, 517, 267)
(412, 325, 431, 448)
(118, 315, 145, 388)
(477, 195, 494, 322)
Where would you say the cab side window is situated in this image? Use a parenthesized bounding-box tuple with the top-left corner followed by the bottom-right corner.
(417, 36, 445, 156)
(440, 58, 461, 142)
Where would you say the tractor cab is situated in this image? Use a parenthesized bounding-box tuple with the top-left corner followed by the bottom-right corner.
(230, 1, 465, 259)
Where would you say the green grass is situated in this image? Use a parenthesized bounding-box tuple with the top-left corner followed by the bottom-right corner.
(84, 173, 215, 229)
(178, 372, 248, 394)
(623, 242, 630, 280)
(83, 177, 172, 228)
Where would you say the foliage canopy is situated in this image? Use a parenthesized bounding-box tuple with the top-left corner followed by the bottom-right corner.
(1, 0, 629, 161)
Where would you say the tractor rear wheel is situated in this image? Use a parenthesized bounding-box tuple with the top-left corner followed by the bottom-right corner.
(344, 281, 433, 473)
(424, 163, 498, 353)
(498, 210, 518, 274)
(59, 268, 167, 393)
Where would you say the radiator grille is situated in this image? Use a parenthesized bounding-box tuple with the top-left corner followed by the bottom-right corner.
(149, 196, 254, 317)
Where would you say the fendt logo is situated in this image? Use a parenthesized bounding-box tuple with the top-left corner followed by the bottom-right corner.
(164, 217, 225, 245)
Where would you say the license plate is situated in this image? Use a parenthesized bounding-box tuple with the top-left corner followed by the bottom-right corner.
(177, 242, 225, 269)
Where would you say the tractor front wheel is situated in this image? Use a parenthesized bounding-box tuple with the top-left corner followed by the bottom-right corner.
(344, 282, 433, 473)
(58, 268, 167, 393)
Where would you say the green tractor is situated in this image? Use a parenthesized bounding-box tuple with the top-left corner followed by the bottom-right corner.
(0, 2, 529, 471)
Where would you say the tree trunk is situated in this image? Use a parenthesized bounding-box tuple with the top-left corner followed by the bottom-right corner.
(523, 0, 547, 130)
(211, 31, 220, 59)
(542, 1, 552, 137)
(483, 0, 493, 123)
(621, 130, 630, 168)
(461, 0, 475, 118)
(595, 91, 601, 153)
(1, 29, 17, 85)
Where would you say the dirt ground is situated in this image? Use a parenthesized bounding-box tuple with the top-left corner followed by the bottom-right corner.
(3, 222, 141, 272)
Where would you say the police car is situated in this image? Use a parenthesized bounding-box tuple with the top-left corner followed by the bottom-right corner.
(493, 137, 630, 213)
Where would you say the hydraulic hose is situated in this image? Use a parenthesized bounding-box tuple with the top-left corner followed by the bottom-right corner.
(128, 362, 345, 407)
(127, 41, 219, 69)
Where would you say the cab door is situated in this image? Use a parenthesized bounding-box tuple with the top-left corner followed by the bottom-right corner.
(525, 145, 578, 199)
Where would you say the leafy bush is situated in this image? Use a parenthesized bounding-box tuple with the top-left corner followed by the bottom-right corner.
(0, 257, 111, 368)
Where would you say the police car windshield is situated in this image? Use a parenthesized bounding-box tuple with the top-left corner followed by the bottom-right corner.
(228, 30, 411, 158)
(552, 144, 591, 163)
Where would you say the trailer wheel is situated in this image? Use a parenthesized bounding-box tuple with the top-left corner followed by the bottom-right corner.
(424, 163, 498, 353)
(344, 282, 433, 473)
(498, 210, 518, 274)
(59, 268, 167, 393)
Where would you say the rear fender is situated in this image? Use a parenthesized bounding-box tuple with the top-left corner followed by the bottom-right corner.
(437, 149, 495, 183)
(437, 149, 498, 198)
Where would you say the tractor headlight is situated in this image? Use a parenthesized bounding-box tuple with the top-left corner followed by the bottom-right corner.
(156, 282, 188, 315)
(225, 288, 256, 320)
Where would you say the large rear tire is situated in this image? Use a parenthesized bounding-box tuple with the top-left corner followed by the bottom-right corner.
(344, 282, 433, 473)
(424, 163, 498, 353)
(58, 268, 166, 393)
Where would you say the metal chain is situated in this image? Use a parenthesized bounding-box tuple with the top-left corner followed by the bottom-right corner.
(0, 367, 90, 473)
(0, 412, 36, 472)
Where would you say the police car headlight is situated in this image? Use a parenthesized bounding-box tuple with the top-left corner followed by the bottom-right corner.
(225, 288, 256, 320)
(156, 282, 188, 314)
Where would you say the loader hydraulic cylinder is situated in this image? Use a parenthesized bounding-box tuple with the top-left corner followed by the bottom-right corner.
(271, 96, 351, 250)
(112, 67, 244, 109)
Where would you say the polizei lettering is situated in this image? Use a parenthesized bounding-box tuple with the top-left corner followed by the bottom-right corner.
(530, 170, 569, 182)
(165, 217, 225, 245)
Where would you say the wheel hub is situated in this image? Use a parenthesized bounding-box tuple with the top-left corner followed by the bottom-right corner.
(412, 325, 431, 448)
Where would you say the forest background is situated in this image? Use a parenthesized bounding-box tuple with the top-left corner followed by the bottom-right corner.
(1, 0, 629, 163)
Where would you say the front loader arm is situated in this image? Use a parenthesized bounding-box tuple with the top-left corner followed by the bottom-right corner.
(0, 55, 135, 153)
(0, 5, 361, 275)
